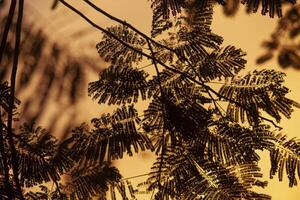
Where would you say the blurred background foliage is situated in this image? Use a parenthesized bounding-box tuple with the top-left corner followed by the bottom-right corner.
(0, 0, 102, 138)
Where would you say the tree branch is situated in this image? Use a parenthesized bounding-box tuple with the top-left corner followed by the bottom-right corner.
(6, 0, 24, 199)
(81, 0, 175, 53)
(0, 0, 17, 65)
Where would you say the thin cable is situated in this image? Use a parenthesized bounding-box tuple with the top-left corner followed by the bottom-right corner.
(137, 63, 153, 70)
(121, 172, 150, 181)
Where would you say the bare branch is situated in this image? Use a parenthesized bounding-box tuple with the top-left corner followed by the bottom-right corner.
(6, 0, 25, 199)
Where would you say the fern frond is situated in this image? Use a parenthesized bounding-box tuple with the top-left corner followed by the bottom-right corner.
(88, 65, 149, 105)
(96, 25, 146, 65)
(25, 185, 67, 200)
(268, 132, 300, 187)
(147, 66, 194, 98)
(241, 0, 297, 17)
(16, 124, 74, 187)
(183, 0, 214, 29)
(151, 3, 173, 37)
(173, 1, 223, 60)
(174, 27, 223, 62)
(63, 162, 121, 200)
(198, 45, 246, 81)
(181, 159, 269, 200)
(227, 163, 268, 188)
(150, 0, 186, 19)
(148, 145, 270, 200)
(195, 121, 262, 165)
(151, 1, 223, 63)
(219, 69, 300, 124)
(70, 105, 153, 165)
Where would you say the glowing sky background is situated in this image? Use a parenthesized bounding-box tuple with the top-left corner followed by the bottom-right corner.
(21, 0, 300, 199)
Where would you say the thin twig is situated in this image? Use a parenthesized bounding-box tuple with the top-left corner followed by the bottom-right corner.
(146, 40, 163, 96)
(6, 0, 25, 199)
(0, 0, 17, 64)
(82, 0, 175, 53)
(55, 181, 62, 196)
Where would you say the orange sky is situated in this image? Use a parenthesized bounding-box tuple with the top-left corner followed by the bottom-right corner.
(25, 1, 300, 199)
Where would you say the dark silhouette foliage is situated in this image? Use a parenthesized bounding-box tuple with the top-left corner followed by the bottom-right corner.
(0, 0, 300, 199)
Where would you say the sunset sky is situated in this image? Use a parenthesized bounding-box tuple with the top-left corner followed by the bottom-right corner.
(22, 1, 300, 199)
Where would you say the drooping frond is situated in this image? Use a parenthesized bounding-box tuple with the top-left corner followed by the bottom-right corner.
(25, 185, 67, 200)
(151, 1, 223, 63)
(150, 0, 186, 19)
(70, 105, 153, 165)
(16, 124, 74, 187)
(63, 162, 121, 200)
(197, 45, 246, 81)
(241, 0, 297, 17)
(50, 137, 75, 175)
(148, 145, 270, 200)
(178, 160, 270, 200)
(173, 29, 222, 62)
(147, 66, 194, 98)
(88, 65, 149, 105)
(150, 0, 226, 21)
(174, 1, 223, 60)
(219, 69, 300, 124)
(151, 1, 173, 37)
(96, 25, 146, 65)
(183, 0, 214, 29)
(227, 163, 268, 189)
(194, 121, 262, 165)
(268, 132, 300, 187)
